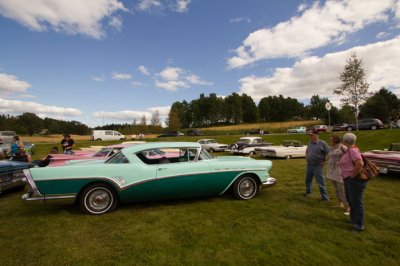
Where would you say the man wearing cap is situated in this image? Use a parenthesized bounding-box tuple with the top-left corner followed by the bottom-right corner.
(61, 134, 75, 154)
(304, 129, 330, 201)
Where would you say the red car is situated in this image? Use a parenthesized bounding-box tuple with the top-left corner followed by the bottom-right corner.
(312, 125, 328, 132)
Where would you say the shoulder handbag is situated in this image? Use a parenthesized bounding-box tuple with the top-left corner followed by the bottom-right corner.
(348, 148, 380, 181)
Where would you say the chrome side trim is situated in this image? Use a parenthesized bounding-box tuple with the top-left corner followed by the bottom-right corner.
(22, 193, 76, 205)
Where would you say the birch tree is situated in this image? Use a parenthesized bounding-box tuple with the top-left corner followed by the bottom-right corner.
(334, 54, 369, 131)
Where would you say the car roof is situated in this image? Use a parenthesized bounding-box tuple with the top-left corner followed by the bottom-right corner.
(121, 142, 202, 154)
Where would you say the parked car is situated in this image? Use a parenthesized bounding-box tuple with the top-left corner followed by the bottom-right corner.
(244, 129, 269, 135)
(345, 118, 384, 131)
(158, 131, 184, 137)
(46, 143, 136, 167)
(0, 131, 16, 144)
(22, 142, 276, 214)
(227, 136, 272, 155)
(255, 140, 306, 159)
(362, 142, 400, 174)
(197, 139, 228, 153)
(91, 130, 126, 141)
(287, 126, 307, 133)
(331, 123, 349, 131)
(187, 129, 203, 136)
(0, 160, 35, 194)
(312, 125, 328, 132)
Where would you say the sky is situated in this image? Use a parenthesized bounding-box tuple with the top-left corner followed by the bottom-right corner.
(0, 0, 400, 127)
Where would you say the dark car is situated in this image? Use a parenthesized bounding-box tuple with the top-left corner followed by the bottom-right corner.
(187, 130, 203, 136)
(244, 129, 269, 135)
(0, 160, 35, 194)
(157, 131, 184, 138)
(345, 118, 384, 131)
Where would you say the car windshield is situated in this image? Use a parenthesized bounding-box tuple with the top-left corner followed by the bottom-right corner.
(105, 152, 129, 164)
(199, 148, 214, 160)
(238, 139, 251, 144)
(207, 140, 217, 144)
(93, 147, 114, 157)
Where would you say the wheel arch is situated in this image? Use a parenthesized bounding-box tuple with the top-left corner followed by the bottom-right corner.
(75, 180, 120, 204)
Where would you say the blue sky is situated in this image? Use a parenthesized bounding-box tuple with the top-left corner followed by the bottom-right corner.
(1, 0, 400, 126)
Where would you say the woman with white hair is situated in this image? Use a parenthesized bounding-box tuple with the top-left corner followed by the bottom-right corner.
(339, 133, 367, 232)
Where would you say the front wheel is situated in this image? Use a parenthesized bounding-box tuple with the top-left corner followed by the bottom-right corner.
(346, 127, 353, 131)
(209, 148, 214, 153)
(79, 183, 118, 215)
(232, 175, 259, 200)
(370, 125, 377, 130)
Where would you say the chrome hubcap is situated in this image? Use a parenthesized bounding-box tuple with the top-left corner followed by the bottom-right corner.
(87, 188, 112, 212)
(239, 179, 255, 198)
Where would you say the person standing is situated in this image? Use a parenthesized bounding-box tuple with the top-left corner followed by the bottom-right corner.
(327, 135, 350, 214)
(61, 134, 75, 154)
(339, 133, 367, 232)
(304, 129, 330, 201)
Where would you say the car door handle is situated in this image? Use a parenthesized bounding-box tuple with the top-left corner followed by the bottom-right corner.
(158, 167, 167, 171)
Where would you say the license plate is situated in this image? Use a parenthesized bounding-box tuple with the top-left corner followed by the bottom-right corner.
(379, 167, 388, 174)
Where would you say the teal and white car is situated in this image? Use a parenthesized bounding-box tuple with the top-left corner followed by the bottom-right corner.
(22, 142, 276, 215)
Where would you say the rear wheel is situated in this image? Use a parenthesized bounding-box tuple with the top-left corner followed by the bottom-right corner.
(346, 127, 353, 131)
(285, 155, 292, 159)
(79, 183, 118, 215)
(232, 175, 259, 200)
(209, 148, 214, 153)
(370, 125, 377, 130)
(96, 138, 102, 141)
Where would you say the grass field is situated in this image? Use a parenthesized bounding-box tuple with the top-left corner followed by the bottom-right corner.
(1, 129, 399, 265)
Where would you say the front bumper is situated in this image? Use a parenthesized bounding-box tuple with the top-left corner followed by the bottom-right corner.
(261, 177, 276, 188)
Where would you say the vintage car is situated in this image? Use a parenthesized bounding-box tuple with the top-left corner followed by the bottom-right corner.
(254, 140, 306, 159)
(0, 160, 35, 194)
(312, 125, 328, 132)
(47, 143, 136, 167)
(158, 131, 184, 137)
(22, 142, 276, 214)
(197, 139, 228, 153)
(287, 126, 307, 133)
(227, 136, 272, 155)
(362, 142, 400, 174)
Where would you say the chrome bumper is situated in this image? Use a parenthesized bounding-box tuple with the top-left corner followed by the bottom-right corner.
(261, 177, 276, 189)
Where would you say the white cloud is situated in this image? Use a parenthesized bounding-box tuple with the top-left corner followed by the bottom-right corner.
(137, 0, 162, 12)
(0, 0, 127, 39)
(238, 37, 400, 105)
(92, 75, 105, 82)
(376, 32, 390, 39)
(297, 3, 308, 12)
(155, 66, 212, 91)
(93, 106, 170, 125)
(131, 81, 143, 87)
(138, 65, 150, 75)
(186, 74, 213, 85)
(227, 0, 396, 69)
(230, 17, 251, 23)
(108, 15, 123, 31)
(136, 0, 191, 13)
(0, 73, 31, 94)
(0, 98, 82, 116)
(111, 72, 132, 80)
(175, 0, 191, 13)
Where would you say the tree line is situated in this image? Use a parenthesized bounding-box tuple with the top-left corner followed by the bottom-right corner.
(166, 88, 400, 130)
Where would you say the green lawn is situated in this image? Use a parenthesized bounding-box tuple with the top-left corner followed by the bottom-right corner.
(1, 130, 399, 265)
